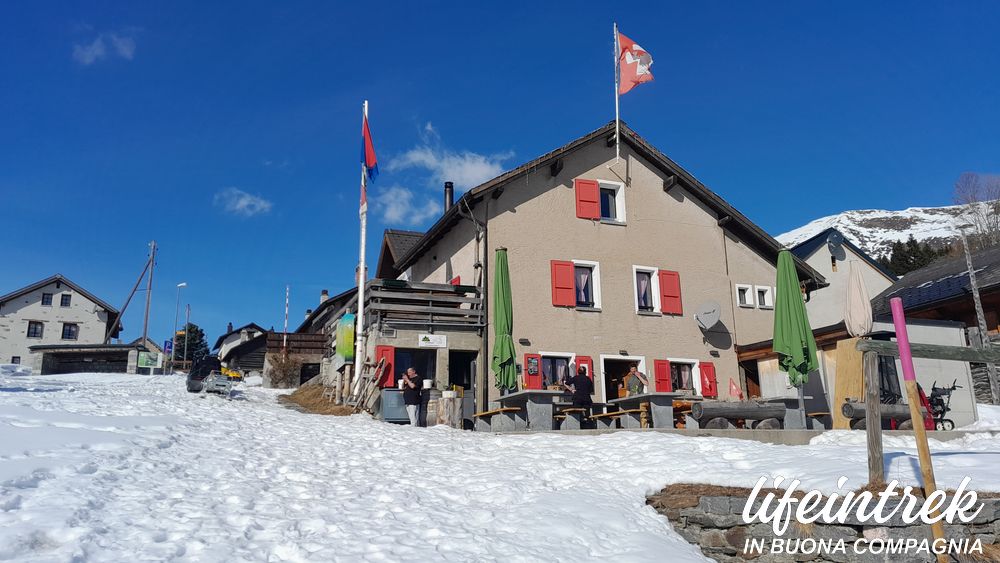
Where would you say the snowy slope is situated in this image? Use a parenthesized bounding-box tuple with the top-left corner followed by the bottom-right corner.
(2, 374, 1000, 562)
(776, 203, 976, 258)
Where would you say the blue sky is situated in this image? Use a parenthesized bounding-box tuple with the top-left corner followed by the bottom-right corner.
(2, 2, 999, 347)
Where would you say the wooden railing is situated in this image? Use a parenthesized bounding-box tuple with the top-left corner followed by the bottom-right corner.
(365, 278, 484, 332)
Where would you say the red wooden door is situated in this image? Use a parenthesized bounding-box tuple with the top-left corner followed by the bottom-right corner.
(700, 362, 718, 398)
(523, 353, 543, 390)
(653, 359, 672, 392)
(375, 345, 395, 387)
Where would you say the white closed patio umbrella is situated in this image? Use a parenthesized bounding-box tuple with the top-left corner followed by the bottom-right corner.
(844, 261, 873, 338)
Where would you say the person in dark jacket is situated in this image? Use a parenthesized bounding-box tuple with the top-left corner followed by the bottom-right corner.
(563, 366, 594, 409)
(401, 367, 423, 425)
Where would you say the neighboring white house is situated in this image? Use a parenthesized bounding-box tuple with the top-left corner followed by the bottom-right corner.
(789, 227, 897, 329)
(0, 274, 120, 372)
(213, 322, 265, 367)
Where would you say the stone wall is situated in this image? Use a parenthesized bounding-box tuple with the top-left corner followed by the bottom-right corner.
(647, 484, 1000, 562)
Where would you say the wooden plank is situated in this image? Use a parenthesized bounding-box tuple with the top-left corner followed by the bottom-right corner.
(367, 302, 485, 317)
(856, 339, 1000, 363)
(371, 279, 480, 294)
(833, 337, 863, 430)
(368, 289, 482, 304)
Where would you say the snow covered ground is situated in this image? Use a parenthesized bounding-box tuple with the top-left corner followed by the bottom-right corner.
(3, 374, 1000, 562)
(962, 403, 1000, 430)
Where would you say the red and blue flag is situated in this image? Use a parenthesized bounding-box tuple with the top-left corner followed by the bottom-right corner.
(361, 114, 378, 185)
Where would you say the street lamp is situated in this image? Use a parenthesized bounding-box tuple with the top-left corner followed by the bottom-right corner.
(170, 282, 187, 373)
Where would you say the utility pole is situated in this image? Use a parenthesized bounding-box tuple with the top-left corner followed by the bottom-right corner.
(283, 284, 289, 351)
(183, 303, 191, 367)
(141, 240, 156, 347)
(960, 230, 999, 404)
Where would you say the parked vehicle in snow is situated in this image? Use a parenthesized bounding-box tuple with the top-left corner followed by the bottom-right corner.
(186, 356, 221, 393)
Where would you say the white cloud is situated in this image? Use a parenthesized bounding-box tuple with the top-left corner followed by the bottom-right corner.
(72, 30, 137, 65)
(214, 188, 273, 217)
(388, 122, 512, 191)
(372, 185, 441, 226)
(108, 33, 136, 60)
(72, 37, 107, 65)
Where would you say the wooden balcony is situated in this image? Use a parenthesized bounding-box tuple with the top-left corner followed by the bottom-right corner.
(365, 278, 484, 333)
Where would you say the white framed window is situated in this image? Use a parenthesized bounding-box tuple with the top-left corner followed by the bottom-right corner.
(538, 351, 577, 387)
(735, 284, 754, 308)
(668, 358, 702, 395)
(598, 180, 626, 223)
(572, 259, 602, 310)
(755, 285, 774, 309)
(633, 265, 660, 313)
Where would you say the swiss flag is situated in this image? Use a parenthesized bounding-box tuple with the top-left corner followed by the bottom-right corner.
(618, 31, 653, 95)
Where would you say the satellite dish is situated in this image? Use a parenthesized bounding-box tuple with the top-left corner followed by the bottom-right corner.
(827, 231, 847, 260)
(695, 301, 722, 331)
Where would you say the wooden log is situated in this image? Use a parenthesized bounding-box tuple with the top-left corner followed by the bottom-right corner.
(753, 418, 782, 430)
(842, 400, 926, 420)
(863, 350, 884, 486)
(436, 397, 463, 429)
(856, 339, 1000, 363)
(691, 401, 787, 421)
(704, 417, 734, 429)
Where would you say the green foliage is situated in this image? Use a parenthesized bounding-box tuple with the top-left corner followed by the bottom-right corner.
(174, 322, 209, 363)
(877, 235, 950, 276)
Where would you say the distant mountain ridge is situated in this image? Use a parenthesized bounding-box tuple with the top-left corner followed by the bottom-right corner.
(776, 204, 975, 258)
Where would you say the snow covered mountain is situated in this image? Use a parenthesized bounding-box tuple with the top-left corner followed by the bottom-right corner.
(776, 204, 974, 258)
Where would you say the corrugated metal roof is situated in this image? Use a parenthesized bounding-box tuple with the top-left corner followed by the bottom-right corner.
(871, 245, 1000, 315)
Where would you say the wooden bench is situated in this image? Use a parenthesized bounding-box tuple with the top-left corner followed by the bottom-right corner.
(589, 408, 645, 430)
(554, 406, 590, 430)
(807, 411, 831, 430)
(473, 407, 524, 432)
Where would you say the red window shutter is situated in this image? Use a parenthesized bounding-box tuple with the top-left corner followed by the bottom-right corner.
(653, 359, 672, 392)
(659, 270, 683, 315)
(700, 362, 718, 398)
(449, 276, 461, 285)
(574, 179, 601, 220)
(550, 260, 576, 307)
(577, 356, 594, 381)
(375, 345, 395, 387)
(523, 353, 543, 390)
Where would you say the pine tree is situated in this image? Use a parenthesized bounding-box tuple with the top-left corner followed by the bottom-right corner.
(881, 236, 949, 276)
(174, 322, 209, 363)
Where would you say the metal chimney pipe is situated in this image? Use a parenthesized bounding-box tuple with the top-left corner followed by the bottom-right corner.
(444, 181, 454, 212)
(320, 289, 329, 304)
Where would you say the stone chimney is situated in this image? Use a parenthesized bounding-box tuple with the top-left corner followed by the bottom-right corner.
(320, 289, 329, 304)
(227, 322, 233, 333)
(305, 308, 313, 320)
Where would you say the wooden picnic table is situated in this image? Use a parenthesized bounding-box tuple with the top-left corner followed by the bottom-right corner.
(608, 392, 703, 429)
(495, 389, 571, 431)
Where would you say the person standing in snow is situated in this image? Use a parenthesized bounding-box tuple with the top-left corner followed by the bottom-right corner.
(402, 367, 424, 426)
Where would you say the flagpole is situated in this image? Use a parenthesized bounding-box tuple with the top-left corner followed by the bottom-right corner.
(613, 21, 621, 162)
(355, 100, 369, 376)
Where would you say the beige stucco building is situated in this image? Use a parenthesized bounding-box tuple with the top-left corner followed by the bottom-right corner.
(0, 274, 120, 372)
(378, 122, 826, 408)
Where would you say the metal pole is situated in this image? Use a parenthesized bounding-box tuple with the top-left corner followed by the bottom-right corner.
(613, 22, 621, 162)
(183, 303, 190, 367)
(959, 230, 999, 403)
(283, 284, 289, 351)
(104, 256, 151, 344)
(169, 282, 186, 373)
(355, 100, 369, 380)
(141, 240, 156, 346)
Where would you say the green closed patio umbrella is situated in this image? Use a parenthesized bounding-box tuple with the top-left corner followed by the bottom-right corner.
(491, 248, 518, 392)
(773, 249, 818, 421)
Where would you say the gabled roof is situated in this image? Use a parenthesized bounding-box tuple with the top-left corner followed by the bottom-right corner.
(212, 322, 265, 351)
(296, 287, 357, 333)
(0, 274, 119, 313)
(221, 332, 267, 362)
(872, 245, 1000, 316)
(376, 230, 424, 279)
(790, 227, 897, 281)
(391, 121, 827, 290)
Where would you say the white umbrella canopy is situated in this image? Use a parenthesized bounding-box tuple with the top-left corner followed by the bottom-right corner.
(844, 261, 874, 338)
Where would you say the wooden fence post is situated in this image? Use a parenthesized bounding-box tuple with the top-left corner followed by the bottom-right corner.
(863, 350, 883, 486)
